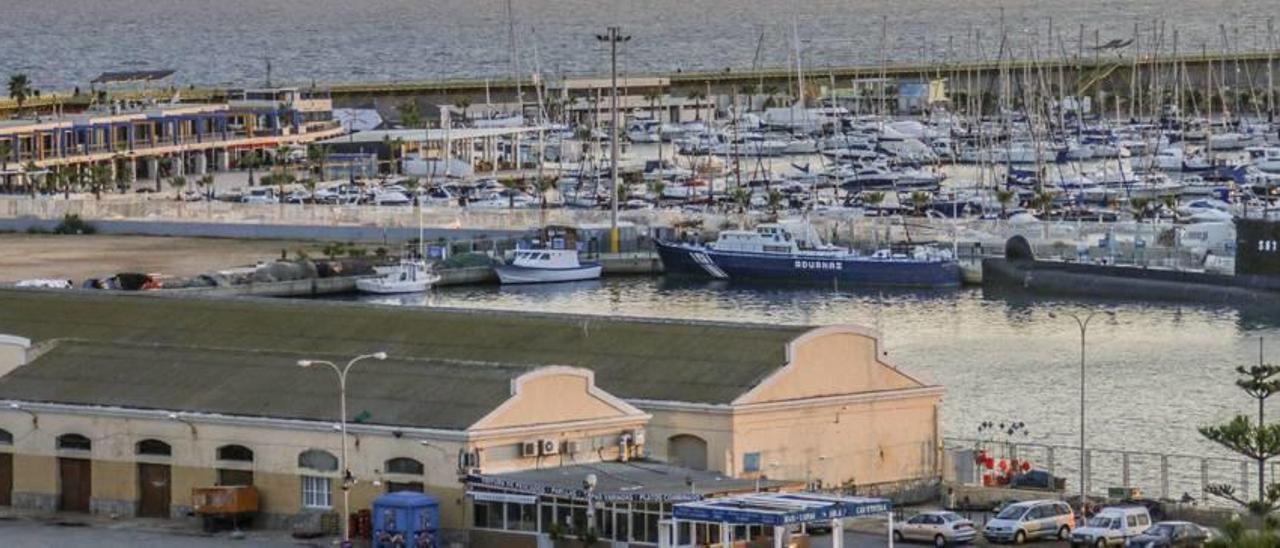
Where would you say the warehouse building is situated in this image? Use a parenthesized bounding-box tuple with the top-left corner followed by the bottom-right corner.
(0, 290, 942, 545)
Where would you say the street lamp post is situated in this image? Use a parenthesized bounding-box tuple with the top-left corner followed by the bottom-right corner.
(298, 351, 388, 544)
(1049, 310, 1114, 516)
(596, 26, 630, 252)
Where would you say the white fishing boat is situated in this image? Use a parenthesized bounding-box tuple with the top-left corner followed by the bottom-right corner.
(495, 248, 602, 284)
(357, 258, 439, 294)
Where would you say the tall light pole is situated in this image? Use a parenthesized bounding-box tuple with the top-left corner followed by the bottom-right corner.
(1049, 310, 1114, 516)
(596, 27, 630, 252)
(298, 351, 388, 544)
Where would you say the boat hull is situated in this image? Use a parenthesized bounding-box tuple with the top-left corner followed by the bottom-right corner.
(355, 278, 435, 294)
(655, 241, 961, 287)
(495, 264, 603, 284)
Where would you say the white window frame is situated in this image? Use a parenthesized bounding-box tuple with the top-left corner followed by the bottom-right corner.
(301, 475, 333, 509)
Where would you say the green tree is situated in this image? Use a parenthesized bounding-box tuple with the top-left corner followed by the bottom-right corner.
(22, 161, 40, 197)
(0, 141, 12, 187)
(909, 191, 932, 216)
(498, 177, 523, 209)
(1129, 197, 1151, 221)
(397, 101, 423, 129)
(112, 157, 131, 193)
(995, 189, 1016, 218)
(766, 189, 784, 213)
(88, 164, 111, 200)
(307, 144, 332, 179)
(195, 174, 214, 200)
(240, 150, 262, 186)
(385, 137, 405, 175)
(8, 73, 33, 113)
(534, 176, 556, 209)
(401, 176, 419, 207)
(731, 187, 751, 213)
(168, 175, 187, 200)
(1200, 353, 1280, 519)
(688, 90, 708, 121)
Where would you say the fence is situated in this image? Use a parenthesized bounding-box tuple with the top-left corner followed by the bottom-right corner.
(945, 437, 1257, 506)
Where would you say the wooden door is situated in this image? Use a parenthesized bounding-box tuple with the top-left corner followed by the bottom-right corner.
(58, 457, 91, 512)
(137, 463, 171, 518)
(0, 452, 12, 506)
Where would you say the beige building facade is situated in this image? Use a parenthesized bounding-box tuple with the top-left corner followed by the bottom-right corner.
(0, 290, 943, 545)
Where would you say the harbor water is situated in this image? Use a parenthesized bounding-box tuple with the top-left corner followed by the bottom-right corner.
(338, 277, 1280, 496)
(4, 0, 1276, 89)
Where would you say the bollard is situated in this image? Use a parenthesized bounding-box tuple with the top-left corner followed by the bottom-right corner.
(1122, 453, 1131, 488)
(1201, 460, 1209, 503)
(1047, 447, 1055, 476)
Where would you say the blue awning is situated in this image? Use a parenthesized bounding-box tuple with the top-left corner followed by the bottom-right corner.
(672, 493, 891, 526)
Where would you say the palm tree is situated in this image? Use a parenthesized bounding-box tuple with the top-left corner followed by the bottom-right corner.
(112, 156, 131, 193)
(385, 137, 405, 175)
(731, 187, 752, 213)
(1129, 197, 1151, 222)
(534, 176, 556, 209)
(21, 162, 39, 197)
(401, 176, 419, 206)
(8, 74, 33, 114)
(909, 191, 932, 216)
(498, 177, 523, 209)
(766, 189, 784, 214)
(688, 90, 708, 122)
(396, 101, 423, 129)
(168, 175, 187, 200)
(644, 90, 662, 123)
(452, 97, 473, 125)
(307, 144, 332, 179)
(1032, 190, 1055, 217)
(88, 164, 111, 200)
(240, 150, 262, 186)
(995, 189, 1016, 219)
(43, 167, 63, 197)
(650, 180, 667, 203)
(196, 174, 214, 200)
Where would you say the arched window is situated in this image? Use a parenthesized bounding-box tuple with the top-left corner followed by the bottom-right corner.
(216, 444, 254, 462)
(56, 433, 91, 451)
(0, 428, 12, 445)
(135, 439, 171, 456)
(385, 457, 424, 475)
(298, 449, 338, 472)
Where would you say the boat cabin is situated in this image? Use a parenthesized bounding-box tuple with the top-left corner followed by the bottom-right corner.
(711, 223, 832, 254)
(511, 249, 582, 269)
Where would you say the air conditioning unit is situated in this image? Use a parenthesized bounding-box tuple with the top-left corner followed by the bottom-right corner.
(540, 439, 559, 456)
(563, 440, 581, 455)
(520, 441, 540, 458)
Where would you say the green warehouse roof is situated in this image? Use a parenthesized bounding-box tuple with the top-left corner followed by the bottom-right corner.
(0, 290, 811, 408)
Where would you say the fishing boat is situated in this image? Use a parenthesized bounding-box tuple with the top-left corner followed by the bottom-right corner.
(356, 257, 440, 294)
(495, 248, 602, 284)
(656, 220, 960, 287)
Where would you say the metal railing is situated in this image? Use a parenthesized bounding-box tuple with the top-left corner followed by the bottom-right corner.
(946, 437, 1251, 506)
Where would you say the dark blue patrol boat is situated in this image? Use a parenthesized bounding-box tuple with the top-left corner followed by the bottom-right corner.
(656, 221, 962, 287)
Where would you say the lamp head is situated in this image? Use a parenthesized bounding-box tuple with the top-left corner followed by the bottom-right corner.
(371, 352, 388, 360)
(8, 403, 19, 410)
(297, 359, 314, 368)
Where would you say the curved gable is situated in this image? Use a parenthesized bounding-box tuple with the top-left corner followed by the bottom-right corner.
(732, 326, 928, 405)
(469, 366, 646, 431)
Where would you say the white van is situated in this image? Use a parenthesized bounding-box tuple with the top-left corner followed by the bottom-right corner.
(1069, 506, 1151, 546)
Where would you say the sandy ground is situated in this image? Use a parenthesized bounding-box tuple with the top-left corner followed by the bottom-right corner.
(0, 234, 321, 283)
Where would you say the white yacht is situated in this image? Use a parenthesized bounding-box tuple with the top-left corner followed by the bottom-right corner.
(357, 258, 440, 294)
(495, 249, 602, 284)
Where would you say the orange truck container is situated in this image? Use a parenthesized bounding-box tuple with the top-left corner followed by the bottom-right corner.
(193, 485, 260, 514)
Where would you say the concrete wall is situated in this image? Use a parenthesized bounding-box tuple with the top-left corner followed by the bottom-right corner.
(0, 335, 30, 378)
(0, 217, 525, 243)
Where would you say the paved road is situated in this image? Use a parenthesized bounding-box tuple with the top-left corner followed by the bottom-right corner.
(0, 518, 321, 547)
(811, 530, 1071, 547)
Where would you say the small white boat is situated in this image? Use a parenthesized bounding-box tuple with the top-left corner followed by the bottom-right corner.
(495, 249, 602, 284)
(356, 259, 439, 294)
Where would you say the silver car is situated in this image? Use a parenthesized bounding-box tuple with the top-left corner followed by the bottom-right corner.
(983, 500, 1076, 544)
(894, 511, 978, 546)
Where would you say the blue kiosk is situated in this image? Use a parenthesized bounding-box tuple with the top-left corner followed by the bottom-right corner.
(372, 491, 441, 548)
(670, 492, 894, 548)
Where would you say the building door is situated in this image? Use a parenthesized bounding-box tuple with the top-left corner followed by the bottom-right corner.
(0, 452, 12, 506)
(386, 481, 424, 493)
(137, 463, 171, 518)
(58, 457, 91, 512)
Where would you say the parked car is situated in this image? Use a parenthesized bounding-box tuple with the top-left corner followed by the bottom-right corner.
(1010, 469, 1066, 491)
(1071, 506, 1152, 546)
(983, 499, 1075, 544)
(893, 511, 977, 546)
(240, 188, 278, 204)
(1124, 521, 1210, 547)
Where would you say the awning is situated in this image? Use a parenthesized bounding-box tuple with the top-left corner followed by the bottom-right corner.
(464, 461, 794, 504)
(672, 493, 892, 526)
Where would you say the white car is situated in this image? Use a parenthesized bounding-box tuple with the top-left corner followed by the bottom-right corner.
(893, 511, 977, 546)
(239, 188, 278, 204)
(983, 500, 1076, 544)
(1071, 506, 1152, 547)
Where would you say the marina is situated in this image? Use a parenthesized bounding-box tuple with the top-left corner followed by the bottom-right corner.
(5, 1, 1280, 546)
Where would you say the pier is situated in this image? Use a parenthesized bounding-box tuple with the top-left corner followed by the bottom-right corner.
(4, 51, 1277, 122)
